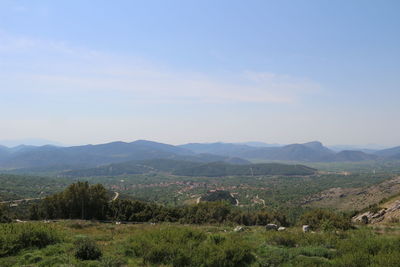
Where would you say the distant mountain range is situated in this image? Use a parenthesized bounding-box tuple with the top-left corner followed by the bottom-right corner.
(0, 140, 250, 171)
(0, 140, 399, 172)
(179, 141, 384, 162)
(0, 138, 65, 147)
(328, 144, 390, 153)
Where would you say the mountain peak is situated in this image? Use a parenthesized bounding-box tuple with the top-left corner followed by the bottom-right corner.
(303, 141, 323, 147)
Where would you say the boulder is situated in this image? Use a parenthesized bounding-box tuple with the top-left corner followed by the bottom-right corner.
(352, 211, 373, 223)
(302, 225, 311, 233)
(234, 226, 244, 232)
(266, 224, 278, 230)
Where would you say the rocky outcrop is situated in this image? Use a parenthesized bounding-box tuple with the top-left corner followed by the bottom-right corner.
(352, 200, 400, 224)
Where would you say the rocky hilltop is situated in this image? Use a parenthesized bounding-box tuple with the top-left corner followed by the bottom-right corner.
(353, 199, 400, 224)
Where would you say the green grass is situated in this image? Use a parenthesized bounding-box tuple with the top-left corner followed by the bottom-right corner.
(1, 221, 400, 266)
(0, 222, 63, 257)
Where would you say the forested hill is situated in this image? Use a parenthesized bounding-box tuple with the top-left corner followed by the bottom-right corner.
(61, 159, 316, 178)
(172, 162, 317, 177)
(201, 190, 237, 205)
(61, 159, 201, 177)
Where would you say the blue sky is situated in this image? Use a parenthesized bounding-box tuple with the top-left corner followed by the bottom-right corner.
(0, 0, 399, 146)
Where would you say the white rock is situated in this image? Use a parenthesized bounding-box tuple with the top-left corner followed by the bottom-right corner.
(302, 225, 311, 233)
(234, 226, 244, 232)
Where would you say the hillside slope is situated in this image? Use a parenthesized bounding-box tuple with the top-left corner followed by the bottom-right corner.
(353, 194, 400, 224)
(172, 162, 317, 177)
(62, 159, 202, 177)
(302, 175, 400, 211)
(62, 160, 315, 178)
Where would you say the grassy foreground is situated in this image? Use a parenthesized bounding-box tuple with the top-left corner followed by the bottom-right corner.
(1, 221, 400, 266)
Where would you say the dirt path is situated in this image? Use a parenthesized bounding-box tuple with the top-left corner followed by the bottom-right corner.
(0, 197, 42, 204)
(111, 191, 119, 201)
(230, 193, 239, 206)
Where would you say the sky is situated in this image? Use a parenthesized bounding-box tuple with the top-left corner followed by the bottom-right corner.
(0, 0, 399, 147)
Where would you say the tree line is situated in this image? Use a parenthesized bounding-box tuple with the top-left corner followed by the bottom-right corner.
(24, 182, 352, 230)
(28, 182, 289, 226)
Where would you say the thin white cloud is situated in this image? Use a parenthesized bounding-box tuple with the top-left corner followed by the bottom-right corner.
(0, 32, 321, 104)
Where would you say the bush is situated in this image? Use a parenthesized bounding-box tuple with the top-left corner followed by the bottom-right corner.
(74, 238, 102, 261)
(99, 256, 127, 267)
(271, 235, 296, 248)
(331, 229, 400, 266)
(67, 221, 98, 229)
(291, 255, 331, 267)
(257, 245, 290, 267)
(0, 205, 11, 223)
(0, 223, 62, 256)
(300, 209, 352, 231)
(195, 237, 255, 267)
(298, 246, 335, 259)
(21, 251, 44, 264)
(127, 227, 255, 267)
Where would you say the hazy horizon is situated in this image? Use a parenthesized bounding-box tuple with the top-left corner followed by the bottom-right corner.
(0, 137, 393, 150)
(1, 0, 399, 146)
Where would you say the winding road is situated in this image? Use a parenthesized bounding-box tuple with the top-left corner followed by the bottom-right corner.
(1, 191, 120, 205)
(0, 197, 43, 204)
(111, 191, 119, 201)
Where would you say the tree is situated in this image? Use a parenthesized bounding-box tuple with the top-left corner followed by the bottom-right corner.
(37, 182, 109, 220)
(0, 205, 11, 223)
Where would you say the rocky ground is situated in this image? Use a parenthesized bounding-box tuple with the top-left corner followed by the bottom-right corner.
(301, 176, 400, 211)
(353, 199, 400, 224)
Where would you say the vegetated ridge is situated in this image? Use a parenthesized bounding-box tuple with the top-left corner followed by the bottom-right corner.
(200, 190, 237, 205)
(62, 159, 316, 177)
(172, 161, 316, 177)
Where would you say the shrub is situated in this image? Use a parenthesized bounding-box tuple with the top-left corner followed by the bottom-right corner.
(209, 234, 226, 245)
(0, 205, 11, 223)
(21, 251, 44, 264)
(331, 229, 400, 266)
(367, 204, 380, 213)
(257, 245, 290, 267)
(300, 209, 352, 231)
(0, 223, 62, 257)
(269, 234, 297, 247)
(195, 237, 254, 267)
(127, 227, 255, 267)
(99, 256, 127, 267)
(291, 255, 331, 267)
(74, 238, 102, 261)
(67, 221, 98, 229)
(298, 246, 335, 259)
